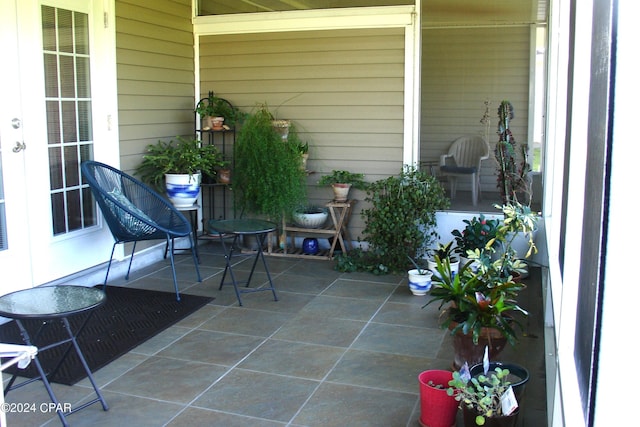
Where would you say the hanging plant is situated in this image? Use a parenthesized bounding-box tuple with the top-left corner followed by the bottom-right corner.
(494, 100, 532, 204)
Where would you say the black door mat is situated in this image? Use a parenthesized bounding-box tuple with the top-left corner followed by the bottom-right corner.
(0, 285, 213, 385)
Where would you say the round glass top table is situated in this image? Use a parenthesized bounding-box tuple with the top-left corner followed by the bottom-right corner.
(208, 219, 278, 306)
(0, 286, 109, 426)
(0, 285, 105, 319)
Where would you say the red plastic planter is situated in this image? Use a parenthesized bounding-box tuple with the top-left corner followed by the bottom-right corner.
(418, 370, 459, 427)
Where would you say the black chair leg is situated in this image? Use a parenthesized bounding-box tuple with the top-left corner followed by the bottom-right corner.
(189, 234, 202, 282)
(166, 236, 181, 301)
(103, 243, 118, 290)
(125, 241, 137, 280)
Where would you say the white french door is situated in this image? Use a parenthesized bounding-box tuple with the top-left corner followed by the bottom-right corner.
(0, 0, 118, 293)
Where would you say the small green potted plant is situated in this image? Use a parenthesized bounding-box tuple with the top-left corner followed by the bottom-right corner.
(135, 136, 224, 207)
(448, 366, 520, 426)
(452, 214, 500, 270)
(407, 256, 433, 296)
(195, 91, 246, 130)
(427, 241, 459, 278)
(318, 170, 368, 201)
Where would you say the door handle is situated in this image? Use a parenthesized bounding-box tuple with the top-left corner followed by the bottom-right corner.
(12, 141, 26, 153)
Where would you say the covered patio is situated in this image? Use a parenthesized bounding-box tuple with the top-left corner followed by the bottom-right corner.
(3, 241, 547, 426)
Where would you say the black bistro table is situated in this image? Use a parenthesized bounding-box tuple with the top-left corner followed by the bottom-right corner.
(0, 286, 109, 426)
(208, 218, 278, 306)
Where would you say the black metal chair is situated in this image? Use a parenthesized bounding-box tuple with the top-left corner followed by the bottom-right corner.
(81, 161, 201, 301)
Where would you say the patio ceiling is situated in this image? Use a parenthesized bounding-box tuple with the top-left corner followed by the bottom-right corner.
(199, 1, 548, 25)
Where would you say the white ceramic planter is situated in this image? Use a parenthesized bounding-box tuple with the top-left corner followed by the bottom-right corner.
(292, 209, 328, 228)
(408, 269, 433, 295)
(165, 173, 201, 208)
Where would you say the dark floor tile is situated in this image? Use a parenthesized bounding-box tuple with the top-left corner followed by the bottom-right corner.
(327, 349, 434, 393)
(373, 300, 441, 328)
(193, 369, 318, 422)
(167, 407, 286, 427)
(104, 356, 226, 403)
(157, 329, 264, 365)
(352, 322, 445, 358)
(322, 278, 397, 300)
(272, 272, 336, 295)
(293, 382, 415, 427)
(299, 295, 383, 321)
(68, 391, 184, 427)
(238, 339, 345, 380)
(199, 306, 292, 337)
(273, 314, 366, 347)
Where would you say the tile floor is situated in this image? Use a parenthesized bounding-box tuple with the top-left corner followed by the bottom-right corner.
(3, 241, 547, 426)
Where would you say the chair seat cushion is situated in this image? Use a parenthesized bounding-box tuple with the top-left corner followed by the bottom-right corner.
(107, 188, 157, 235)
(440, 165, 477, 174)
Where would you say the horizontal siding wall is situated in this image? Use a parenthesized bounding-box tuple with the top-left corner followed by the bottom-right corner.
(116, 0, 195, 175)
(199, 28, 406, 238)
(421, 26, 531, 195)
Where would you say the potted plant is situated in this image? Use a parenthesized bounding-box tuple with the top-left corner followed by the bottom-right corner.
(216, 160, 232, 184)
(292, 205, 328, 229)
(494, 100, 532, 205)
(452, 214, 500, 270)
(448, 365, 520, 426)
(418, 370, 459, 427)
(333, 166, 449, 275)
(233, 104, 307, 222)
(424, 201, 538, 369)
(287, 123, 309, 170)
(407, 256, 433, 296)
(135, 136, 225, 207)
(427, 241, 460, 275)
(317, 170, 368, 202)
(195, 91, 246, 130)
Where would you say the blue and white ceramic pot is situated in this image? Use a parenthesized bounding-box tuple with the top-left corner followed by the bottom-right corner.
(165, 173, 201, 208)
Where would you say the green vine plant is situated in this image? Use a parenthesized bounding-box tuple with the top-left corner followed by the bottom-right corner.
(335, 166, 450, 274)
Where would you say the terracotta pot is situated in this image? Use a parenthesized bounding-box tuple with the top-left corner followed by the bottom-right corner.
(450, 322, 507, 371)
(272, 119, 290, 140)
(331, 183, 351, 202)
(204, 116, 225, 130)
(218, 168, 231, 184)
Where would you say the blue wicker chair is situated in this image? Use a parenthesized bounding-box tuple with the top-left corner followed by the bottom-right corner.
(81, 161, 201, 300)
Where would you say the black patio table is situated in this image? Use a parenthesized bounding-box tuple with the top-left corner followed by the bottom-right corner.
(208, 218, 278, 306)
(0, 285, 109, 427)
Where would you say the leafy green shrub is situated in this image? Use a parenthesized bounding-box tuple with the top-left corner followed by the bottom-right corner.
(337, 166, 449, 273)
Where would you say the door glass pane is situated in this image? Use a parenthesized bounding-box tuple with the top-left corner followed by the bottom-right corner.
(42, 6, 95, 235)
